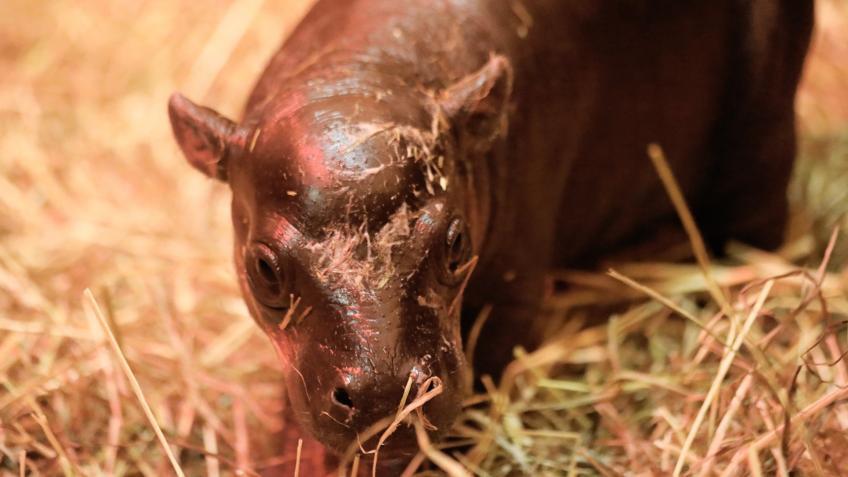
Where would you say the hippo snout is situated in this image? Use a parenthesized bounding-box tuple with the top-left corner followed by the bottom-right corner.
(290, 351, 464, 456)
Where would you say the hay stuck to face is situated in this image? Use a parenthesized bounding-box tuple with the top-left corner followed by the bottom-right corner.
(2, 0, 848, 476)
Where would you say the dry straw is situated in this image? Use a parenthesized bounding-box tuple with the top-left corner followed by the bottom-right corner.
(2, 0, 848, 475)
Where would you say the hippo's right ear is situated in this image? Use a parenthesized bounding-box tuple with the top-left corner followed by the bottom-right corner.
(437, 55, 514, 150)
(168, 93, 242, 181)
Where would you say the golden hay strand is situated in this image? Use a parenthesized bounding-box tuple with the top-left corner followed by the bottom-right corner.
(647, 143, 732, 317)
(84, 289, 186, 477)
(294, 438, 303, 477)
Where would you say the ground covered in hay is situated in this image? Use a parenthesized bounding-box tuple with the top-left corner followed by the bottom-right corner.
(2, 1, 848, 476)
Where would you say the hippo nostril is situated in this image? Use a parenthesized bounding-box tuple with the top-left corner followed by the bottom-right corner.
(332, 387, 354, 409)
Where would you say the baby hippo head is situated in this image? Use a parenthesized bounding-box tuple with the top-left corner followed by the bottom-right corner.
(167, 56, 512, 460)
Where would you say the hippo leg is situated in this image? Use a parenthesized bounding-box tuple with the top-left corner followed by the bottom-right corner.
(698, 0, 813, 252)
(698, 109, 798, 253)
(462, 264, 548, 381)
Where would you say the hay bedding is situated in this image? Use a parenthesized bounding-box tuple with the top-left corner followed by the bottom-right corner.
(2, 0, 848, 475)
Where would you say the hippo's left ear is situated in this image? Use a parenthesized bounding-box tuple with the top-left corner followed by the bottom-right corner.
(168, 92, 244, 181)
(438, 55, 514, 149)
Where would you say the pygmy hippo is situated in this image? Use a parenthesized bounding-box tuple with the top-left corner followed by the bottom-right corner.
(168, 0, 812, 472)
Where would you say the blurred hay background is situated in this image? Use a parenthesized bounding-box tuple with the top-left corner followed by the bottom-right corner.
(1, 0, 847, 476)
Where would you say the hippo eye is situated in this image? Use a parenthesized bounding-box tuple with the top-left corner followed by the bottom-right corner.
(444, 218, 471, 276)
(246, 243, 290, 309)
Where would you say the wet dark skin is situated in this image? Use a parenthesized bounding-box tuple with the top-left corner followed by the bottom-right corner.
(168, 0, 812, 473)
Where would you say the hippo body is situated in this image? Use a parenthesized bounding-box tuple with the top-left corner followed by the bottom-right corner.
(169, 0, 812, 472)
